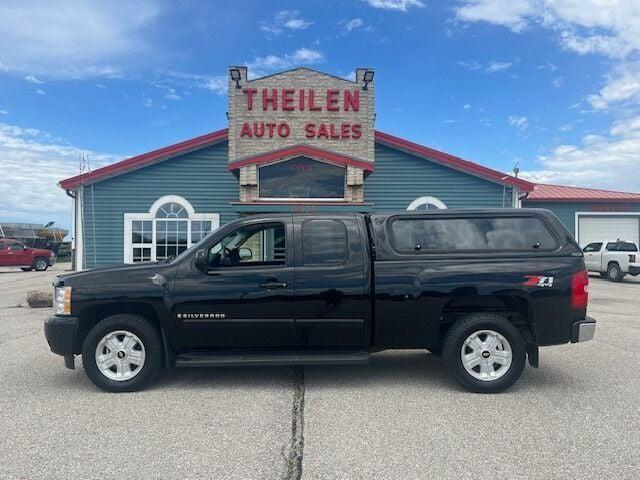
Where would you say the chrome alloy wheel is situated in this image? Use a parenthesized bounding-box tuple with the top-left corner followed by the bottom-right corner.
(35, 259, 47, 271)
(461, 330, 512, 382)
(95, 330, 146, 382)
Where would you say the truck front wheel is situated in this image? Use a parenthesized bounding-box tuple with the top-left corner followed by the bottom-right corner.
(443, 313, 526, 393)
(33, 257, 48, 271)
(81, 314, 163, 392)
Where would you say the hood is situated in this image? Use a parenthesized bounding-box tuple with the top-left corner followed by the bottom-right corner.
(55, 262, 160, 287)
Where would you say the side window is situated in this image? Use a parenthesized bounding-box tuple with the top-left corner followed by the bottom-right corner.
(0, 241, 4, 250)
(605, 243, 618, 251)
(583, 243, 602, 253)
(390, 216, 557, 252)
(618, 242, 638, 252)
(8, 242, 25, 251)
(302, 219, 348, 265)
(208, 223, 285, 268)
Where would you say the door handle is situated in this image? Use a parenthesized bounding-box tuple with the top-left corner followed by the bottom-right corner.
(259, 281, 287, 290)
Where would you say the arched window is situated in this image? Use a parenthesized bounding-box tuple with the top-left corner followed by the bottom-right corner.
(407, 196, 448, 211)
(124, 196, 219, 263)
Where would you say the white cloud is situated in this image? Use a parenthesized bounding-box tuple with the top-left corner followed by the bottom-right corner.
(35, 88, 46, 96)
(143, 97, 153, 108)
(521, 115, 640, 191)
(0, 110, 8, 115)
(456, 0, 640, 59)
(363, 0, 424, 11)
(0, 123, 118, 227)
(0, 0, 162, 78)
(508, 115, 528, 131)
(163, 88, 180, 100)
(156, 71, 227, 95)
(587, 64, 640, 110)
(340, 18, 366, 33)
(537, 62, 558, 71)
(551, 76, 564, 87)
(463, 103, 471, 109)
(25, 74, 44, 84)
(246, 48, 325, 77)
(260, 10, 312, 36)
(458, 59, 513, 74)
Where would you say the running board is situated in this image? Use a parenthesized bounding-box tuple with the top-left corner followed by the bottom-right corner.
(175, 350, 370, 367)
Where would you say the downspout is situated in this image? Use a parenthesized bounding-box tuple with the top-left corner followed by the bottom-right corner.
(65, 189, 77, 270)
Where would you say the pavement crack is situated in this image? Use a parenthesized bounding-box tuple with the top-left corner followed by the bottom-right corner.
(283, 366, 305, 480)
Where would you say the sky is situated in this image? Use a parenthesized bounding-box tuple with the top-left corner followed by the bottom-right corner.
(1, 0, 640, 230)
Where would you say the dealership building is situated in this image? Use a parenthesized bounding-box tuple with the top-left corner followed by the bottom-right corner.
(58, 67, 640, 269)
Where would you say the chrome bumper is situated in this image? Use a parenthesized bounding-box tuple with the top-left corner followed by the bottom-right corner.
(571, 317, 596, 343)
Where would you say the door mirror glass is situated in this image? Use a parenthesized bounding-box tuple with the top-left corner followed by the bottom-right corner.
(194, 249, 208, 271)
(238, 247, 253, 261)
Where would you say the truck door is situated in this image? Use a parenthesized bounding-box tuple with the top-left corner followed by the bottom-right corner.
(583, 242, 603, 271)
(7, 241, 29, 266)
(171, 219, 296, 349)
(292, 215, 368, 349)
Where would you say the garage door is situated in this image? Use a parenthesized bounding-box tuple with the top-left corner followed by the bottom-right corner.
(578, 215, 639, 247)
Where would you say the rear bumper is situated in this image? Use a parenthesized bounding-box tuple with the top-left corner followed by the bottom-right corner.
(44, 315, 78, 356)
(628, 265, 640, 276)
(571, 317, 596, 343)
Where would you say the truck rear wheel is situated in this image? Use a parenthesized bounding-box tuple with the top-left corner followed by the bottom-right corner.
(81, 314, 163, 392)
(443, 313, 526, 393)
(606, 263, 623, 282)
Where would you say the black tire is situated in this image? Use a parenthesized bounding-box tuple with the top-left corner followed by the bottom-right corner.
(33, 257, 48, 271)
(606, 263, 623, 282)
(20, 267, 32, 272)
(443, 313, 526, 393)
(82, 314, 163, 392)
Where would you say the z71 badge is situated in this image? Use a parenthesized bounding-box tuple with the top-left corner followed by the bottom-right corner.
(523, 275, 554, 287)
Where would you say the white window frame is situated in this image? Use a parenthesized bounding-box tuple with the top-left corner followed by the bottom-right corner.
(257, 157, 347, 202)
(123, 195, 220, 263)
(407, 196, 448, 210)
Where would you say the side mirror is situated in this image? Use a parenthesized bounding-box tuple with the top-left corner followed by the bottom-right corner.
(239, 247, 253, 261)
(194, 249, 208, 271)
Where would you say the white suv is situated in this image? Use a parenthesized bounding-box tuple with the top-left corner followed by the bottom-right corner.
(583, 240, 640, 282)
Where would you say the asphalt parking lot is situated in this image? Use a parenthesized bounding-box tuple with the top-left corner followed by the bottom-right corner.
(0, 266, 638, 479)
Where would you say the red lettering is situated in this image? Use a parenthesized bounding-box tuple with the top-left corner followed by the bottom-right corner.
(240, 122, 252, 138)
(266, 122, 276, 137)
(253, 122, 265, 138)
(262, 89, 278, 110)
(309, 89, 322, 111)
(317, 123, 329, 138)
(351, 124, 362, 139)
(282, 89, 295, 111)
(341, 123, 351, 139)
(329, 123, 340, 139)
(278, 123, 290, 137)
(305, 123, 316, 138)
(299, 89, 305, 110)
(243, 88, 257, 110)
(344, 90, 359, 111)
(326, 89, 339, 111)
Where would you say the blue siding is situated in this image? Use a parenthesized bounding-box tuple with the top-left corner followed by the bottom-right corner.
(522, 201, 640, 236)
(365, 143, 511, 209)
(82, 142, 237, 268)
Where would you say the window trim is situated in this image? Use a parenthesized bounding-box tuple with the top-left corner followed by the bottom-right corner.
(301, 218, 349, 266)
(387, 214, 559, 255)
(257, 157, 347, 202)
(123, 195, 219, 263)
(407, 196, 448, 211)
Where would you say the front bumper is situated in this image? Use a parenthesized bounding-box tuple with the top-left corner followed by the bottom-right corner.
(44, 315, 78, 356)
(571, 317, 596, 343)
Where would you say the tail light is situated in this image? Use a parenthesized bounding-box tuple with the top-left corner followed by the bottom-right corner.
(571, 270, 589, 309)
(630, 254, 636, 263)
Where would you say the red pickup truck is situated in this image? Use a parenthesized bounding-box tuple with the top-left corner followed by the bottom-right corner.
(0, 239, 55, 271)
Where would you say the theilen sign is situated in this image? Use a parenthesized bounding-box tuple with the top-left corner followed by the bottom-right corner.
(238, 88, 363, 140)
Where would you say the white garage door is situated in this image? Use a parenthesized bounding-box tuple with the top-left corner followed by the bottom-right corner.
(578, 215, 639, 247)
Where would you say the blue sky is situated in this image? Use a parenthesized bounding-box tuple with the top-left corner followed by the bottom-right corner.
(1, 0, 639, 230)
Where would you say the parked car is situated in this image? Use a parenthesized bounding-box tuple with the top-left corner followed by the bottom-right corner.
(0, 239, 55, 271)
(583, 240, 640, 282)
(45, 209, 595, 393)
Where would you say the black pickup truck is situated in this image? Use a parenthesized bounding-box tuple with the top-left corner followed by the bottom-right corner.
(45, 209, 595, 393)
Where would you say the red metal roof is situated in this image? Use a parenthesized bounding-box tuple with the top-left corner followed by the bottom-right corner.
(228, 144, 375, 172)
(59, 128, 533, 191)
(527, 183, 640, 202)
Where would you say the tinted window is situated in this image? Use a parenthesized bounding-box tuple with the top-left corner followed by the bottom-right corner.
(390, 216, 557, 252)
(302, 220, 348, 265)
(605, 243, 618, 251)
(259, 157, 345, 199)
(583, 242, 602, 252)
(208, 223, 285, 268)
(615, 242, 638, 252)
(8, 242, 24, 251)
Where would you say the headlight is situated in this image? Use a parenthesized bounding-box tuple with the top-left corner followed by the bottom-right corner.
(54, 286, 72, 315)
